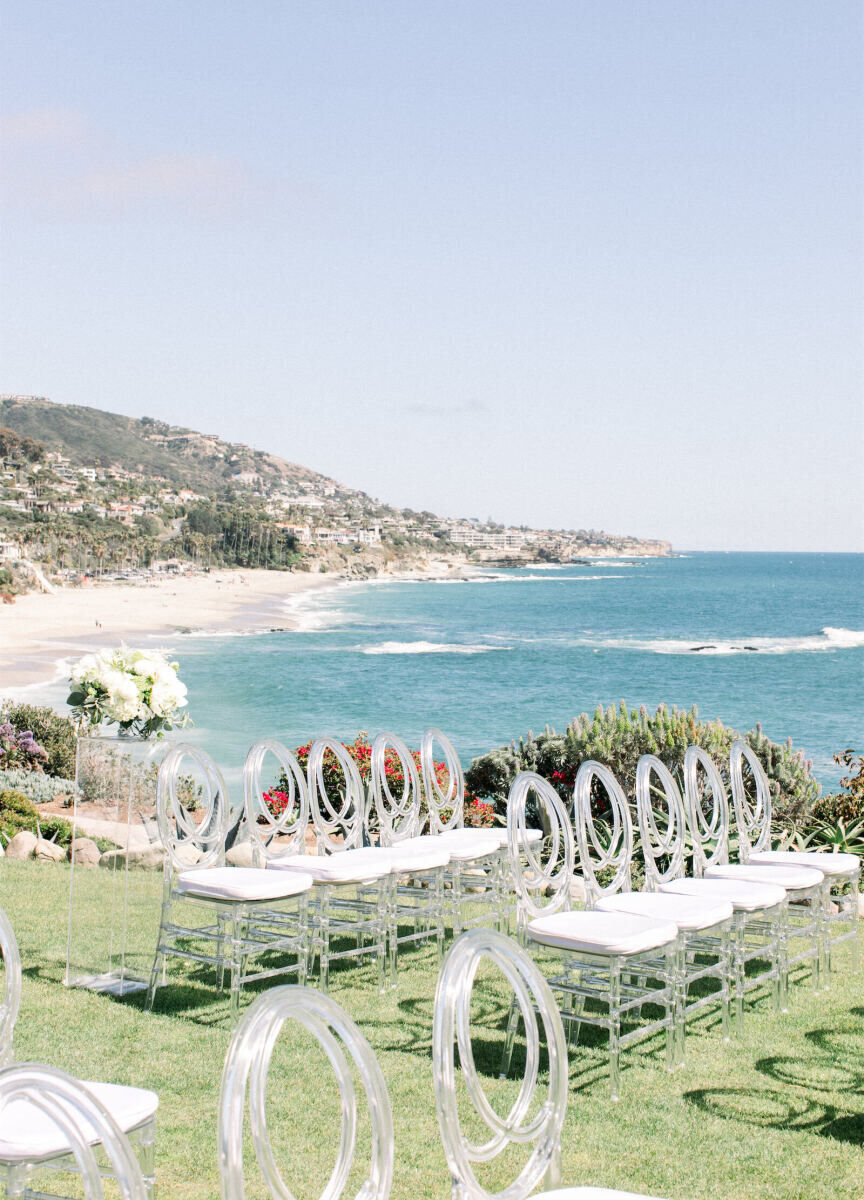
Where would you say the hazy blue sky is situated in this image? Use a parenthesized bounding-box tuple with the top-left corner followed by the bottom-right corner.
(1, 1, 861, 550)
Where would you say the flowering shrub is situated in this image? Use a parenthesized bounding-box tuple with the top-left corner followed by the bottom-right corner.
(275, 732, 484, 828)
(0, 723, 48, 772)
(67, 647, 190, 739)
(263, 788, 292, 818)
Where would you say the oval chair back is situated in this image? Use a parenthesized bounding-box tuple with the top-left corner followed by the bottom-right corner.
(370, 732, 422, 846)
(218, 985, 393, 1200)
(506, 772, 573, 933)
(0, 906, 22, 1067)
(635, 755, 689, 890)
(573, 761, 634, 908)
(156, 744, 232, 872)
(307, 738, 366, 854)
(730, 739, 772, 861)
(242, 739, 309, 863)
(0, 1063, 149, 1200)
(420, 728, 464, 834)
(682, 747, 731, 875)
(432, 928, 568, 1200)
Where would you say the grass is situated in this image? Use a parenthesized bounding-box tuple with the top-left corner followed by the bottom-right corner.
(2, 859, 863, 1199)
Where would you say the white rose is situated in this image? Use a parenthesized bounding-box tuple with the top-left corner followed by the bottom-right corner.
(148, 679, 184, 717)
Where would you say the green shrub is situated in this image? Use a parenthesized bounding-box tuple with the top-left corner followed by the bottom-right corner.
(0, 768, 77, 804)
(464, 701, 821, 825)
(0, 703, 77, 778)
(0, 788, 75, 847)
(811, 792, 864, 825)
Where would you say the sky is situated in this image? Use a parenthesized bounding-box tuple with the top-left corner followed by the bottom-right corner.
(1, 1, 861, 552)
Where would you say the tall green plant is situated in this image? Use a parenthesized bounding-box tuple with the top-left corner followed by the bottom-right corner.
(464, 701, 820, 823)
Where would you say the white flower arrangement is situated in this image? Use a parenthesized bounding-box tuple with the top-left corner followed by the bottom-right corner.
(67, 647, 191, 738)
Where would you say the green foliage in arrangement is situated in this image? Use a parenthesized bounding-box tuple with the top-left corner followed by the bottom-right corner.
(0, 702, 78, 778)
(464, 701, 821, 825)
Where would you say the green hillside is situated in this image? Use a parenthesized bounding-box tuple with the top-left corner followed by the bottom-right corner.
(0, 395, 348, 497)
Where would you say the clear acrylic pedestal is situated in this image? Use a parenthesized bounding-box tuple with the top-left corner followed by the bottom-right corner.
(65, 733, 167, 997)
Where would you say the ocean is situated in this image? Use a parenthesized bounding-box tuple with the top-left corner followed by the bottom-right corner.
(170, 552, 863, 792)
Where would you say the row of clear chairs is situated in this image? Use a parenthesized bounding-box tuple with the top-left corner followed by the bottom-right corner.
(148, 729, 512, 1016)
(0, 907, 158, 1198)
(2, 896, 669, 1198)
(502, 740, 860, 1099)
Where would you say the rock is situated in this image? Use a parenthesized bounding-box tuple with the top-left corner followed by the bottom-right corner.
(226, 842, 254, 868)
(173, 843, 203, 867)
(569, 876, 587, 905)
(100, 843, 166, 871)
(34, 838, 66, 863)
(6, 831, 38, 860)
(0, 840, 4, 858)
(69, 837, 101, 868)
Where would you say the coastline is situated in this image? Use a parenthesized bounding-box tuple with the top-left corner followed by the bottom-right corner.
(0, 558, 475, 693)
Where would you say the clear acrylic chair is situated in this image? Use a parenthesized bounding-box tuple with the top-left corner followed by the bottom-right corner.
(244, 738, 388, 992)
(502, 770, 679, 1100)
(420, 727, 509, 931)
(0, 908, 158, 1196)
(682, 743, 825, 996)
(730, 738, 858, 981)
(0, 1063, 149, 1200)
(147, 744, 314, 1020)
(370, 732, 453, 983)
(672, 745, 793, 1023)
(586, 755, 733, 1060)
(434, 927, 671, 1200)
(0, 907, 21, 1068)
(218, 985, 393, 1200)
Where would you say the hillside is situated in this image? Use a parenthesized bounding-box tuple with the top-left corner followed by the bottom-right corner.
(0, 395, 671, 588)
(0, 395, 351, 498)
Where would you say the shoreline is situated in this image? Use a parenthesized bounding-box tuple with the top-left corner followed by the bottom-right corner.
(0, 558, 476, 693)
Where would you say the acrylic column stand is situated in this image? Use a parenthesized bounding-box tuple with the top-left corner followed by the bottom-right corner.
(65, 733, 167, 997)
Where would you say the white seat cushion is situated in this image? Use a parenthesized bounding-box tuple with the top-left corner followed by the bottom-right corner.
(0, 1081, 158, 1162)
(379, 839, 451, 871)
(543, 1188, 669, 1199)
(499, 827, 543, 849)
(705, 862, 824, 891)
(428, 830, 501, 861)
(596, 891, 733, 932)
(527, 911, 678, 956)
(176, 866, 314, 901)
(268, 849, 391, 883)
(660, 877, 786, 912)
(750, 849, 860, 878)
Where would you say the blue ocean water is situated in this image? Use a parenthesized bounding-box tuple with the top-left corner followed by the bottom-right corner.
(173, 552, 863, 791)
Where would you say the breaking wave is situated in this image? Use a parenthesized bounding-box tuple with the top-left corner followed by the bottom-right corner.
(594, 627, 864, 656)
(359, 641, 511, 656)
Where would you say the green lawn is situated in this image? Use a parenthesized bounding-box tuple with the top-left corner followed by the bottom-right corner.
(2, 859, 863, 1199)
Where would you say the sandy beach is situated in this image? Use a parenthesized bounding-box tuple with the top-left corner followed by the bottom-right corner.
(0, 558, 474, 692)
(0, 568, 345, 691)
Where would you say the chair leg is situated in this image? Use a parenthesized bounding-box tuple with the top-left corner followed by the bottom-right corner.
(608, 959, 622, 1101)
(499, 995, 521, 1079)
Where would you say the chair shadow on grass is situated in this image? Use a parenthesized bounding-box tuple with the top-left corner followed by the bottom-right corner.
(685, 1032, 864, 1148)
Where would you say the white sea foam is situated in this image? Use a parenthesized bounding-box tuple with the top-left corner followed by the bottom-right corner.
(591, 627, 864, 656)
(359, 641, 511, 656)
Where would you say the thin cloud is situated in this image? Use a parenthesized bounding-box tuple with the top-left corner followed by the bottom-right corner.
(0, 106, 92, 145)
(403, 399, 489, 418)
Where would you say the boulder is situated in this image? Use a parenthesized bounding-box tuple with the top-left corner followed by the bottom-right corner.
(34, 838, 66, 863)
(69, 837, 101, 868)
(569, 876, 587, 905)
(100, 843, 166, 871)
(173, 843, 203, 867)
(226, 842, 255, 868)
(6, 831, 37, 860)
